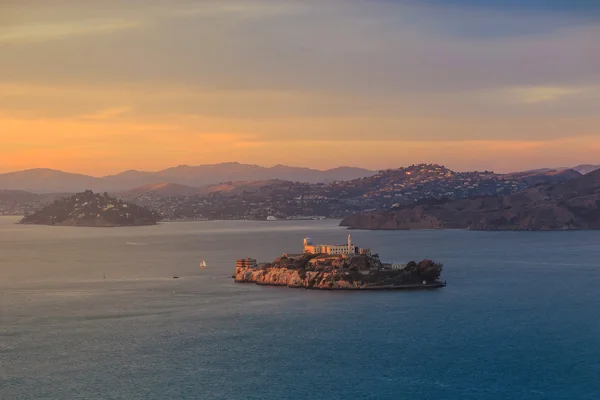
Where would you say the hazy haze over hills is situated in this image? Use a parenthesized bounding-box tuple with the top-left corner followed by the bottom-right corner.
(0, 163, 375, 193)
(0, 162, 596, 194)
(117, 180, 290, 200)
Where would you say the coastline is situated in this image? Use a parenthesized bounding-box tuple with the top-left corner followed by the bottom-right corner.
(238, 280, 446, 291)
(234, 248, 445, 291)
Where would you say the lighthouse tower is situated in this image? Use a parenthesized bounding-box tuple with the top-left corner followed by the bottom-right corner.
(347, 234, 352, 255)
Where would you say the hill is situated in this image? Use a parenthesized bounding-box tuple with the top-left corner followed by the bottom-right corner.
(3, 164, 589, 221)
(0, 169, 105, 194)
(20, 191, 159, 227)
(502, 169, 581, 186)
(0, 190, 72, 215)
(118, 180, 289, 203)
(196, 179, 290, 196)
(0, 163, 375, 193)
(102, 163, 375, 189)
(573, 164, 600, 175)
(118, 183, 202, 200)
(130, 164, 584, 221)
(340, 169, 600, 231)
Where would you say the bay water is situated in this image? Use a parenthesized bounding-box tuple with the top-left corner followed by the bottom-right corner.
(1, 217, 599, 399)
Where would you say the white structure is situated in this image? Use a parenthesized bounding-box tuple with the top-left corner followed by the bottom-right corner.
(303, 234, 367, 256)
(266, 216, 277, 221)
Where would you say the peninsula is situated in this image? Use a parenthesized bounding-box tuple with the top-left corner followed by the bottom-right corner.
(234, 235, 445, 290)
(20, 190, 159, 227)
(340, 169, 600, 231)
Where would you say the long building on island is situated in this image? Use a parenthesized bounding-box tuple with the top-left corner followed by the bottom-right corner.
(303, 234, 371, 256)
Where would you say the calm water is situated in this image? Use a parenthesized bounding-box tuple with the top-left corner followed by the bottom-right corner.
(1, 216, 599, 399)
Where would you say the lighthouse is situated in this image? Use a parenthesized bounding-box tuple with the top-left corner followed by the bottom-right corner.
(348, 234, 352, 255)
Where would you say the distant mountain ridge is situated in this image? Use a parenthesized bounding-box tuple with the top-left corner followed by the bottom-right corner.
(572, 164, 600, 175)
(502, 168, 582, 186)
(0, 169, 104, 194)
(103, 163, 374, 189)
(521, 165, 600, 176)
(0, 162, 595, 194)
(0, 163, 375, 193)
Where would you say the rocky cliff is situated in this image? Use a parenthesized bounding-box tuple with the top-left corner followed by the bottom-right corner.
(341, 169, 600, 231)
(234, 253, 444, 290)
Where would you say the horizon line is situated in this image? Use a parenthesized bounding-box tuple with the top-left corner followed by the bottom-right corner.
(0, 161, 597, 178)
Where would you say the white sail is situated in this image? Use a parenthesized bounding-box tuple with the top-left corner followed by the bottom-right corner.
(200, 260, 207, 268)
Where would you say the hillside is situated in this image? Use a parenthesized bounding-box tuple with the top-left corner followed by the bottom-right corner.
(573, 164, 600, 175)
(1, 163, 587, 195)
(20, 191, 159, 227)
(503, 169, 581, 186)
(130, 164, 584, 221)
(197, 179, 289, 196)
(118, 183, 202, 200)
(0, 190, 72, 216)
(103, 163, 375, 190)
(0, 163, 375, 193)
(340, 169, 600, 231)
(0, 169, 106, 194)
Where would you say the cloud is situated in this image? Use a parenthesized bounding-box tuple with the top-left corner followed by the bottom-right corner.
(171, 2, 306, 19)
(81, 107, 132, 120)
(0, 18, 143, 44)
(504, 86, 588, 104)
(0, 0, 599, 174)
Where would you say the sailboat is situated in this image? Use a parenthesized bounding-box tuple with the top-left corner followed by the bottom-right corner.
(200, 260, 207, 269)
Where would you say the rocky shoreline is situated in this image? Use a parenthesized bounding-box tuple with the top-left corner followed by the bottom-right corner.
(234, 253, 445, 291)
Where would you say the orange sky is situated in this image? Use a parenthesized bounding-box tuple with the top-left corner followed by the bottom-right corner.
(1, 1, 598, 175)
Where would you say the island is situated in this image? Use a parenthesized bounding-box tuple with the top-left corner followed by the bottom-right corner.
(234, 235, 445, 290)
(20, 190, 159, 227)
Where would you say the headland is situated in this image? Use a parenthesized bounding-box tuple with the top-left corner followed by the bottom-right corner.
(234, 235, 445, 290)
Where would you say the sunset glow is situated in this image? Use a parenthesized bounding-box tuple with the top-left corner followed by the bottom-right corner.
(1, 1, 598, 175)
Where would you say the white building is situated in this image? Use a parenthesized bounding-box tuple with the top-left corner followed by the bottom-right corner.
(303, 235, 367, 256)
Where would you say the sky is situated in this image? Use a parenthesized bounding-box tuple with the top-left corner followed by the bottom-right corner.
(0, 0, 599, 175)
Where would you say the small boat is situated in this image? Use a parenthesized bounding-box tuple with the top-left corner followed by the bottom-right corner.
(200, 260, 207, 269)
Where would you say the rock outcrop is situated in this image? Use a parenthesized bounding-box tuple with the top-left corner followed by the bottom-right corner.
(235, 253, 444, 290)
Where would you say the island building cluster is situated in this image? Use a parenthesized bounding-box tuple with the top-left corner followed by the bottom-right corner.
(302, 235, 370, 256)
(237, 235, 407, 271)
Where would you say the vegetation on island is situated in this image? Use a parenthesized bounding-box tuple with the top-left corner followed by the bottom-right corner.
(235, 253, 444, 290)
(20, 190, 159, 227)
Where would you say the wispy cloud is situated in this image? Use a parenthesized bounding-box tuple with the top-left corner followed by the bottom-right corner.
(0, 18, 143, 44)
(1, 0, 599, 173)
(81, 107, 132, 120)
(171, 2, 305, 19)
(504, 85, 587, 104)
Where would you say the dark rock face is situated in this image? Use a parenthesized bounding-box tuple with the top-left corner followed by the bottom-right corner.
(234, 253, 444, 290)
(20, 190, 159, 227)
(341, 170, 600, 231)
